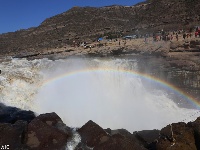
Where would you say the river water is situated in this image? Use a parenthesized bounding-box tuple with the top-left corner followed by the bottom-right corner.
(0, 56, 200, 132)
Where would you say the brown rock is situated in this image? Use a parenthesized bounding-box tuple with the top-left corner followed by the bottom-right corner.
(77, 120, 110, 147)
(0, 120, 27, 150)
(26, 112, 70, 150)
(157, 122, 197, 150)
(94, 133, 147, 150)
(188, 117, 200, 150)
(34, 112, 61, 125)
(134, 129, 160, 144)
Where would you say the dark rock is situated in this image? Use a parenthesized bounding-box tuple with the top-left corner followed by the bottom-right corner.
(0, 120, 28, 150)
(0, 103, 35, 124)
(188, 117, 200, 150)
(111, 129, 133, 137)
(134, 129, 160, 144)
(156, 122, 197, 150)
(33, 112, 61, 126)
(94, 133, 147, 150)
(194, 126, 200, 150)
(26, 112, 70, 150)
(1, 108, 200, 150)
(78, 126, 148, 150)
(77, 120, 110, 147)
(159, 125, 174, 142)
(104, 128, 112, 135)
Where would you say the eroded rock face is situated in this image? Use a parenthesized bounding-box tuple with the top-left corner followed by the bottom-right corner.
(26, 112, 70, 150)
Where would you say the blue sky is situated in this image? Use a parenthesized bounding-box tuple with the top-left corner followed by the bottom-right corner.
(0, 0, 144, 34)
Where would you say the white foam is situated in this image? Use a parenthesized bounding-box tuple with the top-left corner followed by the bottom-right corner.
(66, 130, 81, 150)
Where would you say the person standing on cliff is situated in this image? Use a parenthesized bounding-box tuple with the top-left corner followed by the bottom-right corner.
(160, 35, 162, 41)
(170, 34, 173, 41)
(124, 39, 126, 46)
(176, 33, 178, 41)
(195, 31, 198, 38)
(153, 33, 155, 42)
(189, 33, 192, 38)
(186, 33, 189, 38)
(183, 33, 186, 40)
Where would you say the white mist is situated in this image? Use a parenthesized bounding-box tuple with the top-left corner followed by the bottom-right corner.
(34, 58, 199, 132)
(0, 57, 199, 132)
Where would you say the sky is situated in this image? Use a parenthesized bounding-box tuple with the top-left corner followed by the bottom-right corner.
(0, 0, 144, 34)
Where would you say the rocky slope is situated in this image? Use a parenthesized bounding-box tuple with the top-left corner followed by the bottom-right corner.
(0, 104, 200, 150)
(0, 0, 200, 56)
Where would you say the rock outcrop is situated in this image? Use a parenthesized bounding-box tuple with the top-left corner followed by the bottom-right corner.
(26, 112, 71, 150)
(77, 120, 110, 147)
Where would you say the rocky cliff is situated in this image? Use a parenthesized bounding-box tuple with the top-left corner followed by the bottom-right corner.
(0, 0, 200, 56)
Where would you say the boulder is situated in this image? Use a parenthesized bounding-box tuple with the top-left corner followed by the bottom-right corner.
(104, 128, 112, 135)
(77, 120, 110, 147)
(0, 120, 28, 149)
(156, 123, 197, 150)
(26, 112, 70, 150)
(77, 122, 147, 150)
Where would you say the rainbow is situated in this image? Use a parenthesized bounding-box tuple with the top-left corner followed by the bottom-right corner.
(41, 67, 200, 109)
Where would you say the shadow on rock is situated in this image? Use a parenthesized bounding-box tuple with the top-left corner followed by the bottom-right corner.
(0, 103, 35, 124)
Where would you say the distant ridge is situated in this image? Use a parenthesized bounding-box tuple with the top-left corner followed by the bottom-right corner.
(0, 0, 200, 55)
